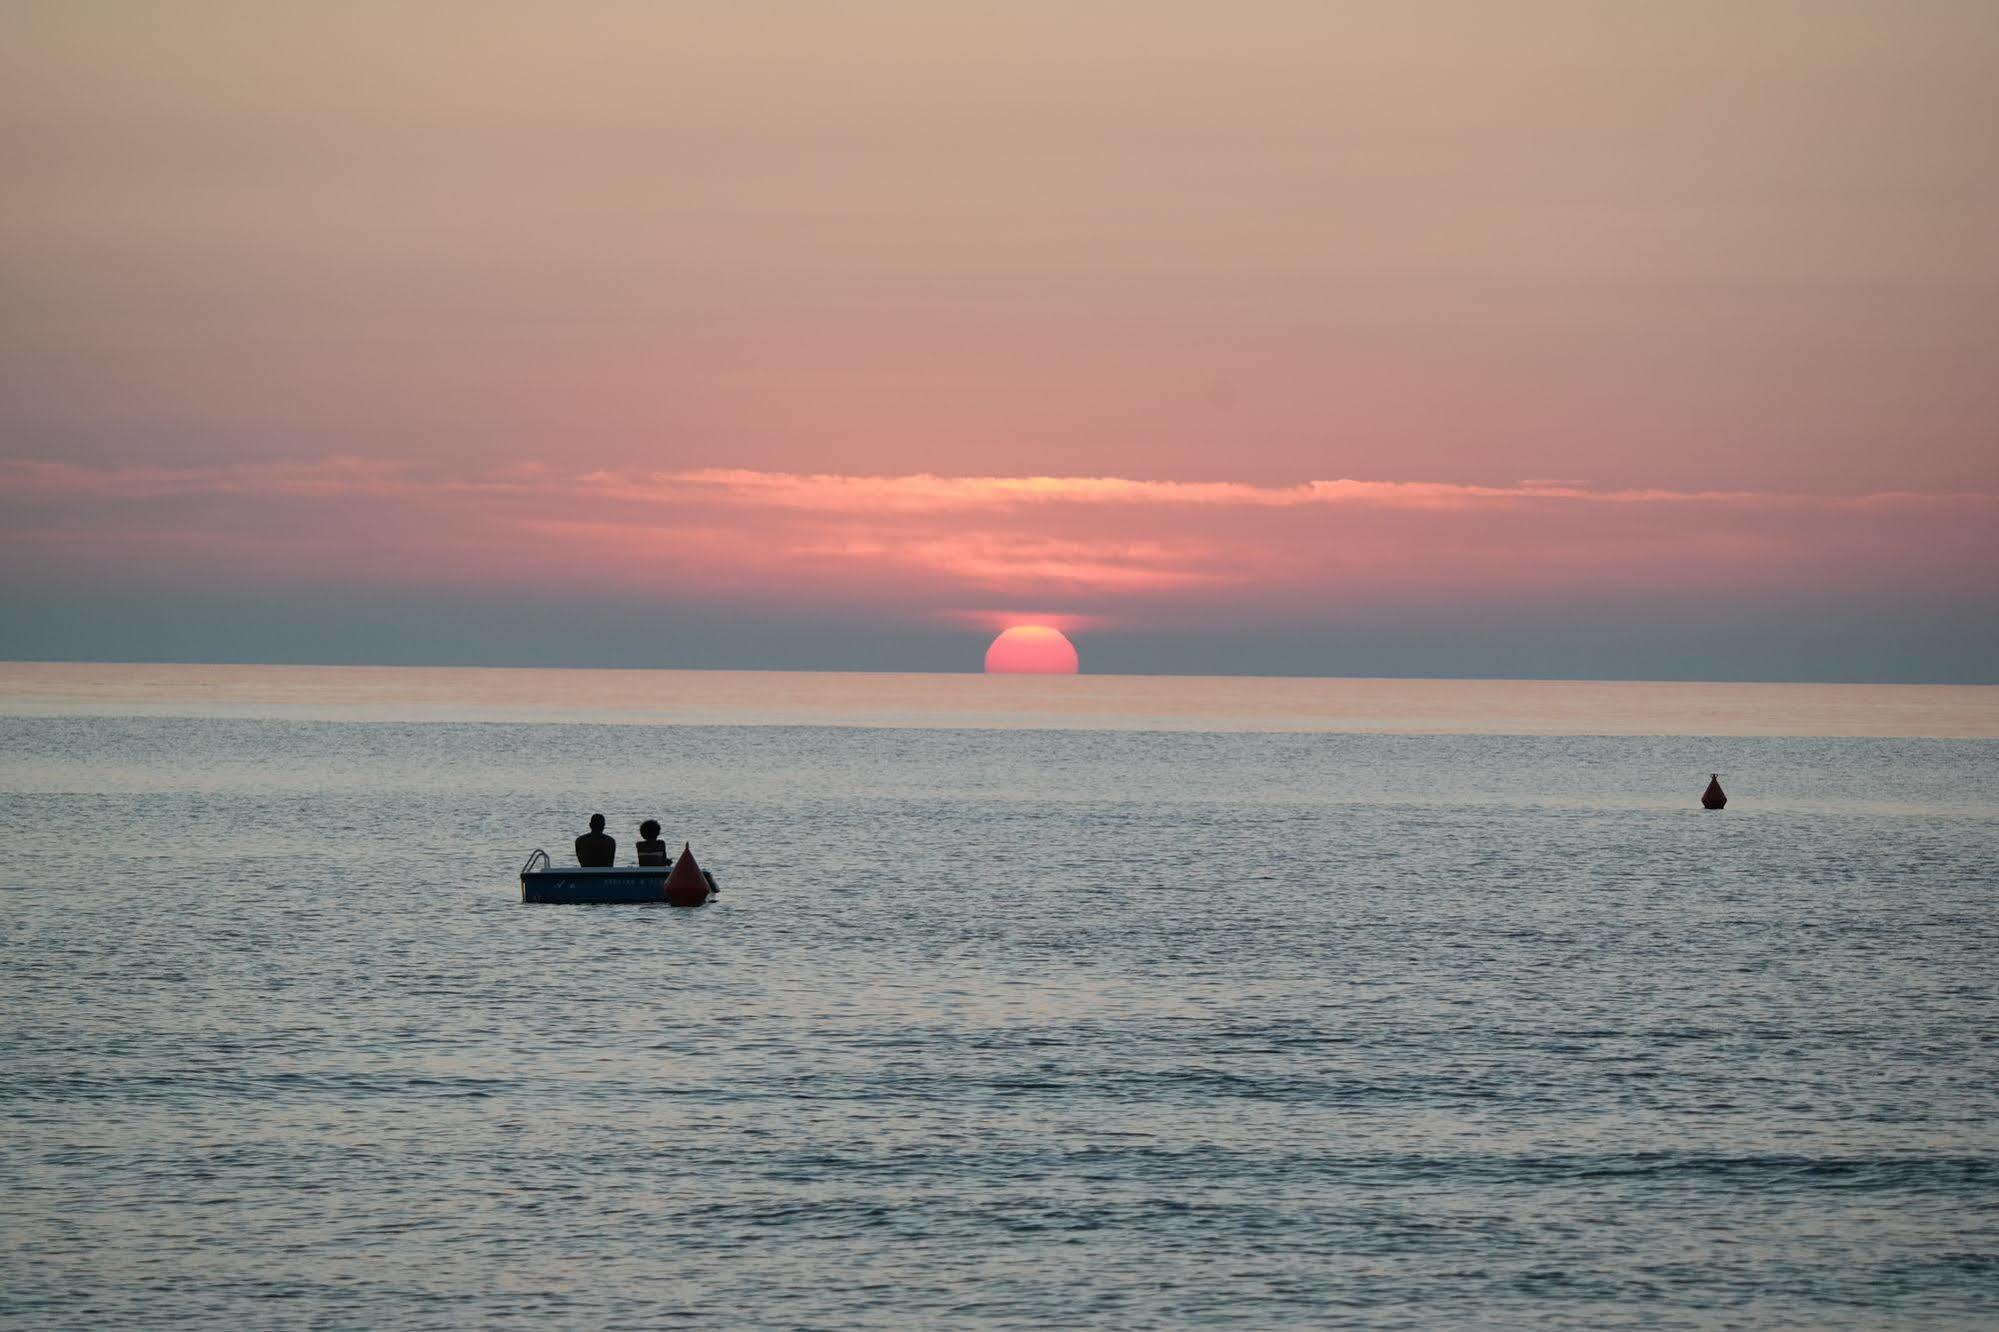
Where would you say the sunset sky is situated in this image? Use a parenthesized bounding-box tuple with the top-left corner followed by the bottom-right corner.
(4, 2, 1995, 679)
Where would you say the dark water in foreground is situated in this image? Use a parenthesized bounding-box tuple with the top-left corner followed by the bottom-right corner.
(2, 675, 1996, 1328)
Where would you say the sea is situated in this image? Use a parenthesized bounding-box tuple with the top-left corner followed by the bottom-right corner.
(2, 663, 1994, 1330)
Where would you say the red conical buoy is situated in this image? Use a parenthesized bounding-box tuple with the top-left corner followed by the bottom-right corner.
(1701, 774, 1727, 810)
(663, 842, 712, 907)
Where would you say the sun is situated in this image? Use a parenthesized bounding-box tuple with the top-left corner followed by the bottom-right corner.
(984, 624, 1080, 674)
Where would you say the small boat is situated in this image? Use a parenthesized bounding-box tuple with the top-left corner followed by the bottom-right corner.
(1701, 774, 1727, 810)
(520, 842, 717, 906)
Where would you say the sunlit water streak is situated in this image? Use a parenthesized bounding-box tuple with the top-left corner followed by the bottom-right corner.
(2, 662, 1992, 737)
(1, 667, 1995, 1329)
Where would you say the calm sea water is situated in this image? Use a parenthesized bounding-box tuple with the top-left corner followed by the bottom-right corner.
(2, 666, 1995, 1329)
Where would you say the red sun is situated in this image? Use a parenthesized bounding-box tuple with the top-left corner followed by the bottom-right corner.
(984, 625, 1080, 674)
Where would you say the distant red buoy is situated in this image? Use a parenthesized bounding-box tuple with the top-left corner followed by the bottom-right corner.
(663, 843, 713, 906)
(1701, 774, 1727, 810)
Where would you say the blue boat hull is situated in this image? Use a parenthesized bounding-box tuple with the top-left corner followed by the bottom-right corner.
(520, 867, 710, 905)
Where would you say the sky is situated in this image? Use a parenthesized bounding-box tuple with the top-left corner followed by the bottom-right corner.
(4, 1, 1996, 680)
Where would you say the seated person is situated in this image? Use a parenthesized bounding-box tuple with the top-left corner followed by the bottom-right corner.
(575, 813, 616, 867)
(635, 820, 669, 866)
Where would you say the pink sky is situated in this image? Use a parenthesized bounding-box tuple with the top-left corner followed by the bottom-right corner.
(3, 3, 1996, 676)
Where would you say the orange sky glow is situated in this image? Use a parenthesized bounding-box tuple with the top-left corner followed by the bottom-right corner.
(5, 457, 1991, 615)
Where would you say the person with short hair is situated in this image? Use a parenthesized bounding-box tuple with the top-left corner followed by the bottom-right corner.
(575, 813, 616, 867)
(635, 820, 668, 866)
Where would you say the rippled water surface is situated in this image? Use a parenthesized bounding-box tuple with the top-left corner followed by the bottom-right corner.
(2, 669, 1995, 1328)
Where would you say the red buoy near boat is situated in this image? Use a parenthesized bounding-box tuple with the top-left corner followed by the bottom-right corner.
(1701, 774, 1727, 810)
(663, 843, 713, 907)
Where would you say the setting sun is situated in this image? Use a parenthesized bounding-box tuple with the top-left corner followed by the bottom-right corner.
(983, 625, 1080, 675)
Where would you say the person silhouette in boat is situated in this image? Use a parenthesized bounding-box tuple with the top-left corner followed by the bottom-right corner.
(635, 820, 669, 866)
(575, 813, 616, 868)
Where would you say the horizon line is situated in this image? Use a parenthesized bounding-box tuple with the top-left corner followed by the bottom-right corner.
(2, 657, 1992, 689)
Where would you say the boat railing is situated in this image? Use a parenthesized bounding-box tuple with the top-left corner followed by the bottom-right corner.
(521, 848, 551, 874)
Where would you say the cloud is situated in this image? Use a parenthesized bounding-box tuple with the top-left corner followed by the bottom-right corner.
(602, 468, 1996, 514)
(824, 533, 1228, 590)
(4, 456, 1994, 612)
(10, 456, 1990, 514)
(0, 456, 416, 501)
